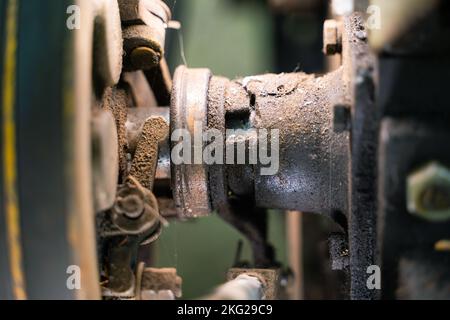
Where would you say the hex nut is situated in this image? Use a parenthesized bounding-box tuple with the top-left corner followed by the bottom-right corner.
(116, 194, 145, 219)
(130, 46, 160, 70)
(407, 162, 450, 222)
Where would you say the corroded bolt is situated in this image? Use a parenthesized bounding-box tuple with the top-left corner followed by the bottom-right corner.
(407, 162, 450, 222)
(115, 194, 145, 219)
(323, 19, 342, 55)
(130, 46, 160, 70)
(111, 177, 162, 236)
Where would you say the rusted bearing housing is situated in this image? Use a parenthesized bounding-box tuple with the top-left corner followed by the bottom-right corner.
(170, 66, 212, 218)
(170, 66, 351, 220)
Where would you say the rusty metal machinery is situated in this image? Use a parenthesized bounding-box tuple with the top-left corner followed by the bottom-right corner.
(1, 0, 450, 300)
(171, 66, 350, 218)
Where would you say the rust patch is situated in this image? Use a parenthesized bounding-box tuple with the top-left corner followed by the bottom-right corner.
(130, 116, 169, 190)
(102, 87, 130, 182)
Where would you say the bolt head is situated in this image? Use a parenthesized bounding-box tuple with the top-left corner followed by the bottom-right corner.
(407, 162, 450, 222)
(130, 47, 160, 70)
(115, 194, 145, 219)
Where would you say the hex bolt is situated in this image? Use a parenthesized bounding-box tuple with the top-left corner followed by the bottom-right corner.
(115, 194, 145, 219)
(323, 19, 342, 55)
(130, 46, 160, 70)
(407, 162, 450, 222)
(111, 178, 162, 236)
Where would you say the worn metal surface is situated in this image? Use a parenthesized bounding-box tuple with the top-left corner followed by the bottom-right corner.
(0, 0, 103, 299)
(207, 76, 276, 267)
(122, 25, 163, 71)
(110, 177, 161, 236)
(120, 72, 174, 218)
(94, 52, 171, 298)
(92, 0, 123, 87)
(171, 66, 212, 218)
(168, 42, 353, 270)
(102, 87, 129, 183)
(126, 106, 171, 181)
(328, 233, 349, 271)
(100, 177, 163, 298)
(240, 71, 349, 215)
(172, 69, 350, 218)
(120, 0, 171, 71)
(340, 13, 377, 300)
(119, 0, 171, 27)
(129, 116, 169, 190)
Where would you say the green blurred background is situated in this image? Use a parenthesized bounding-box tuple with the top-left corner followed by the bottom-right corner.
(168, 0, 274, 77)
